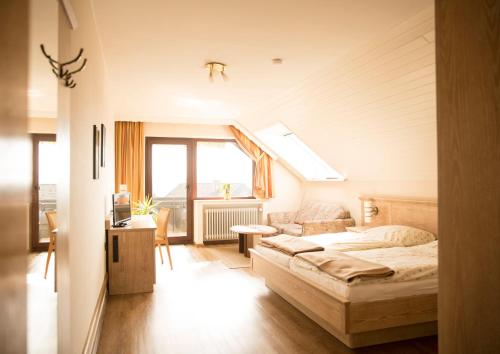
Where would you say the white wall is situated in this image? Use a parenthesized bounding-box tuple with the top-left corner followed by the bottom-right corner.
(238, 6, 436, 223)
(28, 0, 58, 118)
(144, 122, 232, 139)
(57, 0, 114, 352)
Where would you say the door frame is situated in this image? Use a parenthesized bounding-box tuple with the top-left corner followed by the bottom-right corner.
(145, 137, 195, 245)
(30, 133, 56, 252)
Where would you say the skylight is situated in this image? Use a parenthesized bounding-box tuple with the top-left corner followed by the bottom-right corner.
(255, 123, 344, 181)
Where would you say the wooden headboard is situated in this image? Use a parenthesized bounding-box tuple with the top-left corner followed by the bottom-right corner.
(359, 196, 438, 235)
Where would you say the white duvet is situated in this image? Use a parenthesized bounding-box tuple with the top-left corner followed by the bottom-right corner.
(292, 240, 438, 286)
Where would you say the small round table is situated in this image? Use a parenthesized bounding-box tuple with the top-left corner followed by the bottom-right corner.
(230, 224, 278, 257)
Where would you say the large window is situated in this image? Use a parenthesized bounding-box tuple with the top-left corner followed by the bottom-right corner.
(255, 123, 344, 181)
(196, 141, 253, 198)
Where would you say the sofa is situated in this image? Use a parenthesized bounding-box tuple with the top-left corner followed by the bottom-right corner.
(268, 201, 355, 236)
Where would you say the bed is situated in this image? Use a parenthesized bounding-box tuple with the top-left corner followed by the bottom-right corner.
(250, 196, 438, 348)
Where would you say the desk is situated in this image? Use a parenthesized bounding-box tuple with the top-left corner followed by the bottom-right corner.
(106, 215, 157, 295)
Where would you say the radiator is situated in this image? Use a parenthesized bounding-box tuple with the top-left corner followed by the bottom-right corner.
(203, 207, 261, 241)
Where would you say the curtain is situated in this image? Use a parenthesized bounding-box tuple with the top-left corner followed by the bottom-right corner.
(229, 125, 274, 199)
(115, 121, 145, 203)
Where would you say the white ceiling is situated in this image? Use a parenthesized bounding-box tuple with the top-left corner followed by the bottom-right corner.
(93, 0, 433, 122)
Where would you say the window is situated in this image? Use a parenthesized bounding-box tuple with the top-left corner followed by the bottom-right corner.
(196, 141, 253, 198)
(255, 123, 344, 181)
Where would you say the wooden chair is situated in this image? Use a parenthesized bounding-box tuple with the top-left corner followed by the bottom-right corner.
(44, 210, 57, 279)
(155, 208, 173, 270)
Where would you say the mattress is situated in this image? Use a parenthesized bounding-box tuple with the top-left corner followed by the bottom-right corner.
(253, 245, 292, 268)
(289, 241, 438, 302)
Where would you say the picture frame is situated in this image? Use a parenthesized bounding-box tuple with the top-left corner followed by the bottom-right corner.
(93, 125, 100, 179)
(100, 123, 106, 167)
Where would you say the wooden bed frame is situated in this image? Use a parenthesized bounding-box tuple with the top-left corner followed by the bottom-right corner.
(250, 196, 438, 348)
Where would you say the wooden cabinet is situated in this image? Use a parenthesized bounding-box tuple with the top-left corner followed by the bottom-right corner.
(106, 216, 156, 295)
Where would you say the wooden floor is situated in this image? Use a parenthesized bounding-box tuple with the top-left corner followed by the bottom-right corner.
(27, 252, 57, 354)
(97, 244, 437, 354)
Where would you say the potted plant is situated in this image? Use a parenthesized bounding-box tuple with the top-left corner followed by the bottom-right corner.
(221, 183, 231, 200)
(133, 195, 159, 221)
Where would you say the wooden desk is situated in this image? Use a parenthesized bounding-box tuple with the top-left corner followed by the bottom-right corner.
(106, 215, 157, 295)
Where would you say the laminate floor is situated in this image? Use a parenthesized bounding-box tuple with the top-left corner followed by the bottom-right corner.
(97, 245, 437, 354)
(27, 252, 57, 354)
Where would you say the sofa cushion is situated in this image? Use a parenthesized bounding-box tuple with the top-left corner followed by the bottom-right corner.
(281, 223, 303, 236)
(270, 223, 289, 234)
(294, 201, 346, 223)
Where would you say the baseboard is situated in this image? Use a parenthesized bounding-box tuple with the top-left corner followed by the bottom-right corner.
(82, 273, 108, 354)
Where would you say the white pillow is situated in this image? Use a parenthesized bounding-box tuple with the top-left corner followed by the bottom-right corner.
(363, 225, 436, 247)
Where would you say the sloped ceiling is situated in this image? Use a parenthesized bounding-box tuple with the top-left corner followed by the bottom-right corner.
(93, 0, 435, 182)
(93, 0, 432, 122)
(239, 7, 436, 182)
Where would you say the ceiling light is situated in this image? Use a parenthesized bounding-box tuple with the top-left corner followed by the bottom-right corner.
(205, 62, 228, 82)
(272, 58, 283, 64)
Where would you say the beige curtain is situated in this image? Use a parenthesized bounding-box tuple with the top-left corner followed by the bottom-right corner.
(115, 121, 145, 203)
(229, 125, 274, 199)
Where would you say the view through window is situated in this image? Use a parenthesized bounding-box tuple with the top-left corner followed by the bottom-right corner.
(196, 141, 253, 198)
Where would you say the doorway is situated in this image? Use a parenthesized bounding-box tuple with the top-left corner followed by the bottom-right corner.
(145, 137, 194, 244)
(30, 134, 57, 252)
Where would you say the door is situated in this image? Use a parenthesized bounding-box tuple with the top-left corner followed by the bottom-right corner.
(146, 137, 194, 244)
(31, 134, 57, 251)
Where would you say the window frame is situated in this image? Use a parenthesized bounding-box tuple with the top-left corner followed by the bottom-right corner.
(193, 138, 255, 200)
(255, 123, 344, 182)
(31, 133, 57, 252)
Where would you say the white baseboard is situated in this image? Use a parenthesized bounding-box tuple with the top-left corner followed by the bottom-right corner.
(83, 274, 108, 354)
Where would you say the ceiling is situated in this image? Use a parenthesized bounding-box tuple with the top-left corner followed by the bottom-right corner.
(92, 0, 433, 122)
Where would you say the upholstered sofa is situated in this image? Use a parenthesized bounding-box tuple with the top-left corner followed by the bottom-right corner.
(268, 201, 355, 236)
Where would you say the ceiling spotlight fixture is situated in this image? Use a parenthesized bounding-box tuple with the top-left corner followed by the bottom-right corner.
(272, 58, 283, 64)
(205, 62, 228, 82)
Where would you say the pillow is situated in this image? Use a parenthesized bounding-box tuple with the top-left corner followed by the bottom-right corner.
(362, 225, 436, 247)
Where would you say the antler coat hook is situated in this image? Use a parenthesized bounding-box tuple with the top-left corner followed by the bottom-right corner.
(40, 44, 87, 88)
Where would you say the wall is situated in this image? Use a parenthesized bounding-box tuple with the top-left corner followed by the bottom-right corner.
(28, 0, 58, 119)
(305, 180, 436, 222)
(57, 0, 114, 352)
(144, 122, 232, 139)
(437, 0, 500, 352)
(238, 6, 436, 223)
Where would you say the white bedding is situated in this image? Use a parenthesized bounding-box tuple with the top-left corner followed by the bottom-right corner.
(253, 230, 432, 268)
(289, 241, 438, 302)
(253, 232, 367, 268)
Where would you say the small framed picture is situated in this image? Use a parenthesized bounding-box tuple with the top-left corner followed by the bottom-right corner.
(93, 125, 100, 179)
(100, 123, 106, 167)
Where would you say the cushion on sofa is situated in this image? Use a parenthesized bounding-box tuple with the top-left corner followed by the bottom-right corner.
(294, 201, 347, 223)
(280, 223, 303, 236)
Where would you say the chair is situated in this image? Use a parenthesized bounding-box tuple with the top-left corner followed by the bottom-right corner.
(44, 210, 57, 279)
(155, 208, 173, 270)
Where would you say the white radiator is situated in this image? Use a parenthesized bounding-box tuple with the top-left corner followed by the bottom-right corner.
(203, 207, 261, 241)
